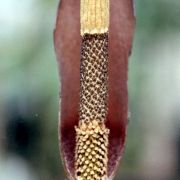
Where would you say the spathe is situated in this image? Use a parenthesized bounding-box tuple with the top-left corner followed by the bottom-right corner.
(54, 0, 135, 179)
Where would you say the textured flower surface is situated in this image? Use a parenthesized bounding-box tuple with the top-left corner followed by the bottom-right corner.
(54, 0, 135, 179)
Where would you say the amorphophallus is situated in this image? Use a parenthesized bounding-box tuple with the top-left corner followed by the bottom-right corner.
(54, 0, 135, 179)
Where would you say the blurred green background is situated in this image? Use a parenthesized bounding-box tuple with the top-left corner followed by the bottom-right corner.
(0, 0, 180, 179)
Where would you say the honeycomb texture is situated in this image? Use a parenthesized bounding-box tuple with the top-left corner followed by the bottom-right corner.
(75, 120, 109, 180)
(79, 33, 108, 123)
